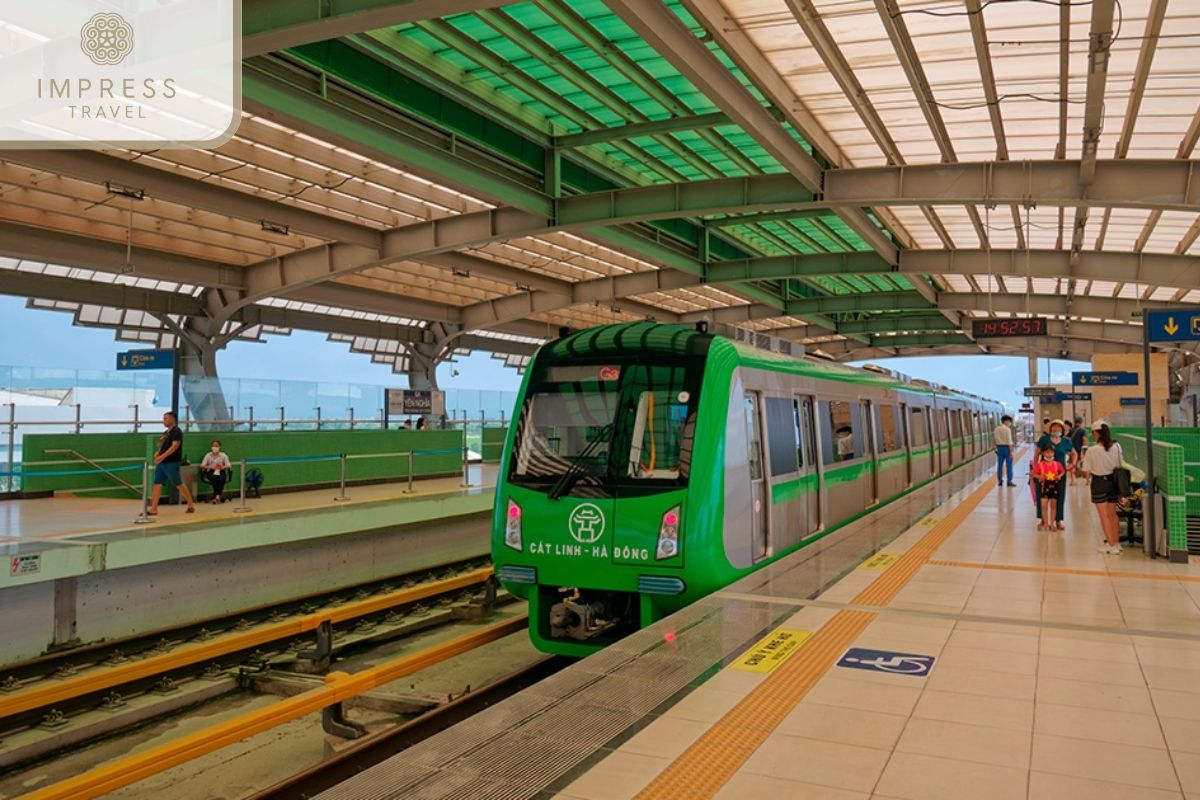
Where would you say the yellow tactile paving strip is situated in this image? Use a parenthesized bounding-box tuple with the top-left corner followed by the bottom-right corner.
(633, 475, 1000, 800)
(929, 558, 1200, 584)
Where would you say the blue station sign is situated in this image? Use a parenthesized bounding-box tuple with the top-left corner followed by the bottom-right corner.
(1073, 371, 1138, 387)
(1053, 392, 1091, 402)
(116, 349, 174, 371)
(1120, 397, 1147, 406)
(1146, 309, 1200, 343)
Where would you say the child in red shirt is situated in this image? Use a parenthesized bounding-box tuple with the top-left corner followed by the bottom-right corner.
(1031, 446, 1066, 530)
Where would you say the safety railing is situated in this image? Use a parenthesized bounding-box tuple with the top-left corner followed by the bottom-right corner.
(1, 401, 508, 492)
(2, 443, 481, 524)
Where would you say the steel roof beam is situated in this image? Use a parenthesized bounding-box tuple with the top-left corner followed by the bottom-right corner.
(787, 292, 931, 316)
(0, 270, 206, 317)
(604, 0, 897, 265)
(242, 0, 507, 58)
(823, 160, 1200, 213)
(900, 249, 1200, 290)
(818, 339, 1142, 363)
(677, 0, 843, 168)
(556, 112, 734, 149)
(457, 250, 892, 331)
(605, 0, 822, 188)
(0, 220, 243, 290)
(837, 315, 960, 335)
(1115, 0, 1168, 158)
(937, 292, 1178, 320)
(4, 150, 381, 248)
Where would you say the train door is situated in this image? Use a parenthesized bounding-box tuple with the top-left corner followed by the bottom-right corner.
(900, 402, 913, 487)
(861, 399, 878, 506)
(796, 395, 820, 535)
(743, 392, 769, 561)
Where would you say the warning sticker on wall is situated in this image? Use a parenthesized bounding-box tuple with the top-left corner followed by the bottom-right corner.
(859, 552, 898, 571)
(731, 628, 812, 674)
(9, 554, 41, 577)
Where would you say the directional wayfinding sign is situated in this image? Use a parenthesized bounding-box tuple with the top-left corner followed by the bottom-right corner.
(1146, 309, 1200, 343)
(116, 349, 174, 371)
(1073, 371, 1137, 387)
(1023, 386, 1058, 398)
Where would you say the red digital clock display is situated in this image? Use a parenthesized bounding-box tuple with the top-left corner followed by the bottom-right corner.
(971, 317, 1048, 338)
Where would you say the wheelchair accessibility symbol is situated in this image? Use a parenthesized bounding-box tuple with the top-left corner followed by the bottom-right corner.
(836, 647, 935, 677)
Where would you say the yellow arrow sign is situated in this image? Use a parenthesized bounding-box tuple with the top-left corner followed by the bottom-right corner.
(1165, 317, 1179, 335)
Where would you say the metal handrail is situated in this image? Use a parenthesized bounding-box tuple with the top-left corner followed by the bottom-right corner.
(43, 449, 141, 496)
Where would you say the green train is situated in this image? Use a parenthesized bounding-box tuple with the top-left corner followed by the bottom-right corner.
(492, 322, 1003, 656)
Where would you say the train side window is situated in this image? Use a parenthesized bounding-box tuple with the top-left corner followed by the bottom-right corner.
(801, 398, 817, 469)
(909, 406, 929, 447)
(878, 405, 899, 453)
(827, 400, 858, 462)
(764, 396, 799, 476)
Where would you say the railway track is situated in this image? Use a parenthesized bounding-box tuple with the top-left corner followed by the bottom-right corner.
(251, 655, 572, 800)
(0, 556, 500, 769)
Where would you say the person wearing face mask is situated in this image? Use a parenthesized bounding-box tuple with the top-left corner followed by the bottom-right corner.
(1033, 419, 1075, 529)
(200, 439, 232, 504)
(1031, 446, 1066, 531)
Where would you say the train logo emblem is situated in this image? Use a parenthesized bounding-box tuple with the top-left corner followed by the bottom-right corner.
(568, 503, 605, 543)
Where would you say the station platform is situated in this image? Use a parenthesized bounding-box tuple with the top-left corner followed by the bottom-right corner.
(320, 452, 1200, 800)
(0, 467, 496, 664)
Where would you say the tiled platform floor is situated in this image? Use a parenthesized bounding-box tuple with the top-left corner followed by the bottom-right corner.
(559, 455, 1200, 800)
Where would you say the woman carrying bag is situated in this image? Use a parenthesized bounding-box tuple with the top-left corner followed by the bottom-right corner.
(1082, 421, 1129, 555)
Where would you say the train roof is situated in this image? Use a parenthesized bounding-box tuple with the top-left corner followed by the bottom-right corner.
(540, 323, 1002, 409)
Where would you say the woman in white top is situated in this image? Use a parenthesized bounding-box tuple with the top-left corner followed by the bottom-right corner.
(200, 440, 232, 504)
(1081, 421, 1123, 555)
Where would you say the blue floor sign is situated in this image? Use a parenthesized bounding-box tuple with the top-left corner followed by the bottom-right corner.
(837, 647, 936, 677)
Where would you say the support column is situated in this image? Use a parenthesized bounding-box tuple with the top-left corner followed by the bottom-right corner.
(177, 330, 230, 426)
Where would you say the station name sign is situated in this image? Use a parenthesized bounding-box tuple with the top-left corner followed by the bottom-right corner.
(385, 389, 446, 417)
(971, 317, 1048, 338)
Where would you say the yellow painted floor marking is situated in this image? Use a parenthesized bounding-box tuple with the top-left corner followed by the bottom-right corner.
(634, 476, 998, 800)
(929, 559, 1200, 584)
(859, 552, 898, 570)
(731, 628, 812, 674)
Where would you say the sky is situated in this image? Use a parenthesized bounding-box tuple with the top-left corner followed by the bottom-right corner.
(0, 295, 1087, 409)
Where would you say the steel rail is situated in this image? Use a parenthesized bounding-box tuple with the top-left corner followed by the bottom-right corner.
(0, 567, 493, 720)
(22, 614, 528, 800)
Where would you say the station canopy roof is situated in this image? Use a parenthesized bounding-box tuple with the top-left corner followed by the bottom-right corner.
(2, 0, 1199, 375)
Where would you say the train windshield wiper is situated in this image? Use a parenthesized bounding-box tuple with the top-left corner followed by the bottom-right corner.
(548, 422, 613, 500)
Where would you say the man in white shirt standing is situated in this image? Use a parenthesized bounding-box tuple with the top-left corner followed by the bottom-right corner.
(993, 414, 1015, 487)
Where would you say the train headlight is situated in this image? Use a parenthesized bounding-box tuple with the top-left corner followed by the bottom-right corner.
(505, 498, 523, 551)
(656, 505, 681, 560)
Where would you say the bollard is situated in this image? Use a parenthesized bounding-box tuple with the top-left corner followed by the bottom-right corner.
(405, 451, 414, 494)
(134, 462, 155, 524)
(233, 459, 252, 513)
(334, 453, 349, 502)
(5, 403, 14, 494)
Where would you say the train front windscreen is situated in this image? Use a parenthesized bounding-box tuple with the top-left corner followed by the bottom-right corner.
(507, 360, 703, 499)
